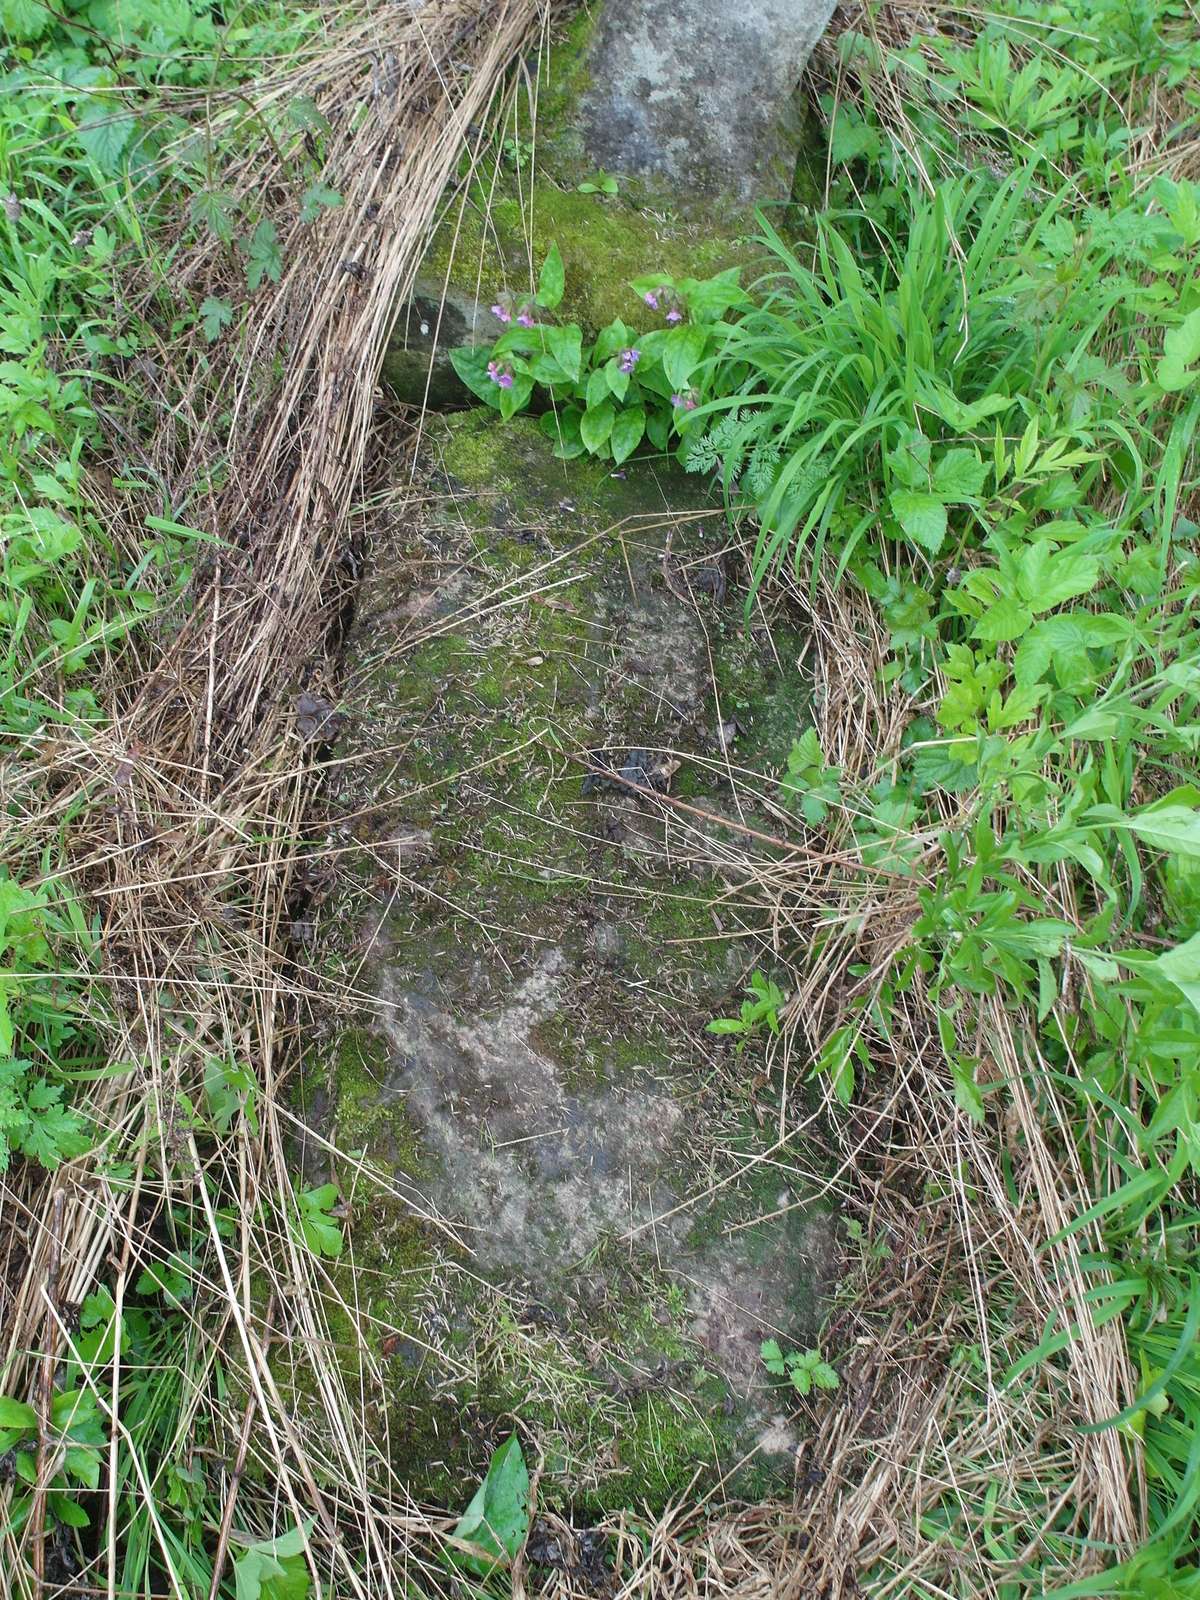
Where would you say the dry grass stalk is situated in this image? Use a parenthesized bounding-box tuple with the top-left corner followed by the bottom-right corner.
(0, 1, 1152, 1594)
(1, 2, 555, 1593)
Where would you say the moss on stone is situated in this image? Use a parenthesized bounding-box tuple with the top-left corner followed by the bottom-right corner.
(422, 180, 759, 344)
(308, 407, 835, 1514)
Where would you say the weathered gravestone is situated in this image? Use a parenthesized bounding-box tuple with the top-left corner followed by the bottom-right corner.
(578, 0, 837, 203)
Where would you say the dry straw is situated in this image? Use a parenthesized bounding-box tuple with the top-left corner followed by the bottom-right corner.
(0, 0, 1148, 1595)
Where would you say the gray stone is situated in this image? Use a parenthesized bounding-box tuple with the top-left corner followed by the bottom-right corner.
(314, 412, 835, 1504)
(579, 0, 837, 202)
(379, 279, 489, 408)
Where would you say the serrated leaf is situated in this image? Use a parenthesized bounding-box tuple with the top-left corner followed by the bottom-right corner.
(76, 105, 133, 173)
(933, 448, 987, 500)
(971, 598, 1033, 643)
(0, 0, 51, 39)
(200, 297, 234, 343)
(1158, 307, 1200, 392)
(190, 189, 235, 244)
(890, 490, 948, 555)
(887, 424, 931, 489)
(299, 182, 342, 225)
(1017, 542, 1100, 610)
(243, 220, 283, 291)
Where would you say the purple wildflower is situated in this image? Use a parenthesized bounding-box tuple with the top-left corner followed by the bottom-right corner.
(665, 308, 683, 323)
(643, 289, 660, 309)
(490, 302, 511, 324)
(618, 346, 641, 374)
(487, 359, 515, 390)
(672, 390, 698, 411)
(515, 303, 537, 328)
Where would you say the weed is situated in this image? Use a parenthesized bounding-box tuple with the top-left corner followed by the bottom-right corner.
(451, 243, 746, 462)
(760, 1339, 840, 1397)
(705, 970, 785, 1051)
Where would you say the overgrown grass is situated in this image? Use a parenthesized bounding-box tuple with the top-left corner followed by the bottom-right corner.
(5, 0, 1200, 1592)
(3, 0, 555, 1593)
(461, 0, 1200, 1588)
(686, 2, 1200, 1590)
(0, 0, 342, 1589)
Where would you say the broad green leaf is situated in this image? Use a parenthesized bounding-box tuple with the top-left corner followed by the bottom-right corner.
(605, 359, 630, 401)
(585, 367, 608, 410)
(971, 598, 1032, 643)
(234, 1521, 313, 1600)
(580, 400, 614, 452)
(449, 346, 500, 406)
(890, 490, 948, 555)
(829, 114, 880, 165)
(951, 1059, 985, 1123)
(593, 319, 630, 362)
(544, 324, 581, 381)
(1145, 932, 1200, 1017)
(76, 106, 133, 172)
(64, 1447, 101, 1490)
(1158, 307, 1200, 392)
(0, 1397, 37, 1432)
(684, 267, 747, 321)
(610, 404, 645, 464)
(537, 242, 565, 310)
(706, 1018, 745, 1035)
(1118, 805, 1200, 861)
(49, 1494, 90, 1529)
(933, 448, 987, 500)
(498, 374, 533, 419)
(451, 1435, 529, 1576)
(662, 324, 707, 390)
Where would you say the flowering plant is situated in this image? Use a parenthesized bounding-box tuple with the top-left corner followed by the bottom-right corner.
(450, 244, 748, 466)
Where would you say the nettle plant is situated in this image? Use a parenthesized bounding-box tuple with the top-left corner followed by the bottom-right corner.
(451, 243, 747, 464)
